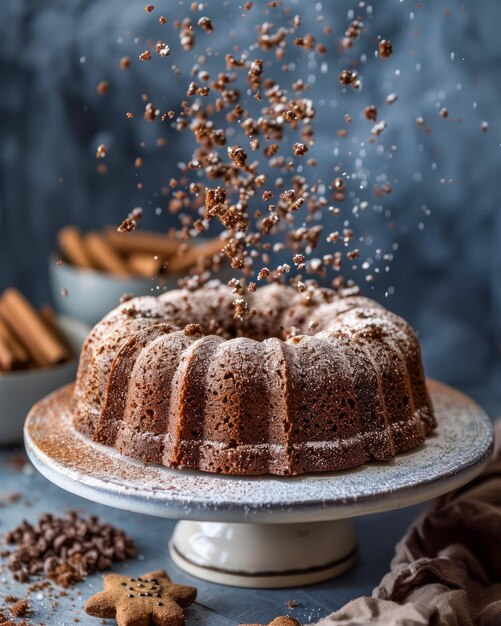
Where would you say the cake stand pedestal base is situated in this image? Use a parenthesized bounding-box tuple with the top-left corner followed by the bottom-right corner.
(170, 519, 357, 588)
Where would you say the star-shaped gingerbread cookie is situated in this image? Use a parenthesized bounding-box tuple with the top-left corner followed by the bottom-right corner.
(85, 569, 197, 626)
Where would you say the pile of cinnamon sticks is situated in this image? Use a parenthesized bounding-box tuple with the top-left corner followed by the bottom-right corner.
(0, 289, 72, 373)
(57, 226, 223, 278)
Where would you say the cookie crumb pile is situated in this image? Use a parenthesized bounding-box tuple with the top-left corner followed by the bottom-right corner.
(4, 512, 136, 587)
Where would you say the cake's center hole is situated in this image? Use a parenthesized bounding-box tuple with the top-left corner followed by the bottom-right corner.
(182, 312, 316, 342)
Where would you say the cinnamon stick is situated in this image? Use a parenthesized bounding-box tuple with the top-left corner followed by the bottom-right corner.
(0, 316, 30, 371)
(39, 304, 72, 353)
(57, 226, 94, 269)
(167, 238, 223, 274)
(85, 233, 131, 277)
(0, 289, 71, 367)
(128, 253, 164, 278)
(105, 229, 179, 257)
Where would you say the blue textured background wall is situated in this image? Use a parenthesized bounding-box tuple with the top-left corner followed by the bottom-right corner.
(0, 0, 500, 413)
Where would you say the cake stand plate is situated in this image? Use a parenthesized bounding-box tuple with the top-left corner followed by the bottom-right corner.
(24, 380, 493, 588)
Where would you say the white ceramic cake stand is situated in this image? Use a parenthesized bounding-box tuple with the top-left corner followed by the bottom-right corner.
(24, 380, 493, 589)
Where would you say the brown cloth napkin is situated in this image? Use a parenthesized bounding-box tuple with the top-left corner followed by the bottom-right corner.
(313, 421, 501, 626)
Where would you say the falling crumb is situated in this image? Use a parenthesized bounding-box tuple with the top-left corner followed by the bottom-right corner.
(156, 41, 170, 57)
(120, 56, 131, 70)
(144, 102, 157, 121)
(159, 15, 167, 24)
(96, 80, 109, 95)
(227, 145, 247, 168)
(481, 121, 489, 133)
(96, 144, 107, 159)
(333, 177, 345, 191)
(257, 267, 270, 281)
(293, 142, 308, 156)
(184, 323, 204, 336)
(439, 108, 448, 119)
(233, 298, 248, 320)
(139, 50, 152, 61)
(198, 16, 214, 32)
(364, 105, 377, 121)
(145, 4, 154, 12)
(371, 120, 387, 135)
(378, 39, 393, 58)
(339, 69, 357, 85)
(118, 207, 143, 233)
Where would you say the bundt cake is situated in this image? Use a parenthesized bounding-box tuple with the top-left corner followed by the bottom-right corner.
(71, 283, 435, 476)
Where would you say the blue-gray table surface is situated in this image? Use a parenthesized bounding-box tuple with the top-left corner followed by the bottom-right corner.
(0, 449, 423, 625)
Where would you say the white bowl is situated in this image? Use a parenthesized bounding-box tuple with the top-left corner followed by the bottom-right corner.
(49, 255, 235, 326)
(0, 316, 89, 446)
(49, 257, 172, 326)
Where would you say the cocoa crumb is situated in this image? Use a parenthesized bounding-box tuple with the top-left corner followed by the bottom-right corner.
(144, 102, 157, 121)
(227, 145, 247, 168)
(364, 105, 377, 121)
(233, 298, 248, 320)
(9, 598, 30, 618)
(339, 69, 357, 85)
(184, 323, 204, 336)
(155, 41, 170, 57)
(4, 512, 135, 587)
(96, 80, 109, 95)
(333, 177, 345, 191)
(198, 16, 214, 32)
(257, 267, 270, 281)
(96, 144, 107, 159)
(292, 142, 308, 156)
(120, 56, 131, 70)
(378, 39, 392, 58)
(118, 207, 143, 233)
